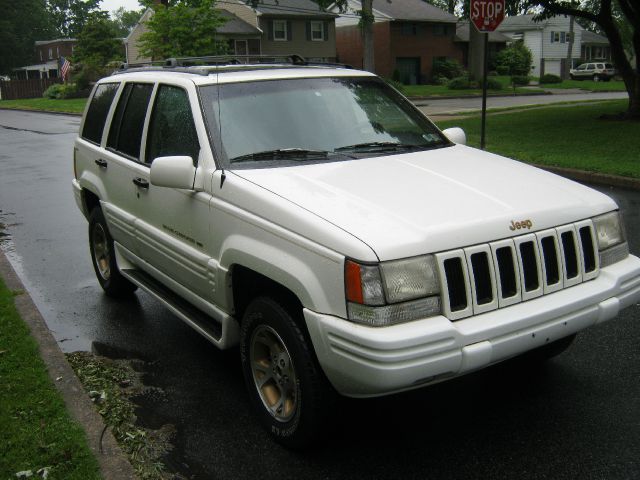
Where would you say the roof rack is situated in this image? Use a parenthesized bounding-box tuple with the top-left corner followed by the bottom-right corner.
(114, 54, 352, 76)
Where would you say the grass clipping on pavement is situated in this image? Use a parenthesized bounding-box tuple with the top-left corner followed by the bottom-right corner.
(0, 280, 101, 479)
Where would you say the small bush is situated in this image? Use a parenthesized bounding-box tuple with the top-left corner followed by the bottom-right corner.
(385, 78, 405, 93)
(511, 75, 530, 86)
(432, 58, 465, 80)
(496, 65, 510, 75)
(486, 77, 503, 90)
(488, 70, 498, 76)
(431, 75, 449, 85)
(43, 82, 79, 99)
(447, 76, 471, 90)
(392, 69, 401, 82)
(540, 74, 562, 84)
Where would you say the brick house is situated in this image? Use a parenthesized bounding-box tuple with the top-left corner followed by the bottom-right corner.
(334, 0, 462, 83)
(13, 39, 77, 79)
(126, 0, 337, 64)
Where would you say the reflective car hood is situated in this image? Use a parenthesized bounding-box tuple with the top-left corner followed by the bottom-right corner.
(232, 145, 617, 261)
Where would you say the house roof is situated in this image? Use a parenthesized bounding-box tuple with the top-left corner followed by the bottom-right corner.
(34, 38, 77, 46)
(339, 0, 457, 24)
(581, 30, 609, 45)
(498, 14, 546, 30)
(247, 0, 337, 17)
(455, 21, 511, 43)
(217, 10, 261, 34)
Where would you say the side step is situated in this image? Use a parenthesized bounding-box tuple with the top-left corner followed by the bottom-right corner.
(121, 268, 222, 342)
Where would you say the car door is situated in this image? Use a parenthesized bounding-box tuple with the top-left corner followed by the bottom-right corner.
(131, 83, 214, 301)
(94, 82, 154, 254)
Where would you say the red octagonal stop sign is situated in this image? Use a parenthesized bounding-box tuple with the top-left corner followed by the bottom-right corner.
(471, 0, 505, 32)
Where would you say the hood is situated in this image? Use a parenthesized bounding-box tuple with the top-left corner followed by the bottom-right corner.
(232, 145, 617, 261)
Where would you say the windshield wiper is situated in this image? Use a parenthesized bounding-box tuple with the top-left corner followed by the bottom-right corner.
(230, 148, 329, 163)
(334, 142, 430, 152)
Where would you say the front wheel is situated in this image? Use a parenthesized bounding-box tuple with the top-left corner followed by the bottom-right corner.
(240, 297, 334, 448)
(88, 208, 137, 297)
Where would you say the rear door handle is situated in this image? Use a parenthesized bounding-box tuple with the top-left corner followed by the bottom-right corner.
(95, 158, 108, 168)
(132, 177, 149, 189)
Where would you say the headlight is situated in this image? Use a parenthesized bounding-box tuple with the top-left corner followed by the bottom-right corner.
(593, 211, 629, 267)
(345, 256, 441, 326)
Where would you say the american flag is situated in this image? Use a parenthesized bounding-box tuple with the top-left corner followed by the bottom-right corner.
(59, 56, 71, 82)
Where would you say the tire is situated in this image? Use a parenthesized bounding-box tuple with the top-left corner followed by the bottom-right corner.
(240, 296, 335, 449)
(88, 208, 137, 297)
(593, 74, 600, 82)
(521, 333, 577, 364)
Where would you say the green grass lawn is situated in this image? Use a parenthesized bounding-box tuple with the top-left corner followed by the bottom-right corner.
(0, 279, 101, 479)
(540, 79, 626, 91)
(0, 97, 87, 114)
(435, 100, 640, 178)
(404, 76, 534, 97)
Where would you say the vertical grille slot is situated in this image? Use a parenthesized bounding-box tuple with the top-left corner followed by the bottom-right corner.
(443, 257, 467, 312)
(579, 226, 596, 273)
(495, 246, 517, 298)
(519, 241, 539, 292)
(470, 252, 493, 305)
(540, 236, 560, 286)
(561, 231, 579, 279)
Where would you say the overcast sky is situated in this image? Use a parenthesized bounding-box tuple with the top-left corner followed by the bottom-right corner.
(100, 0, 143, 14)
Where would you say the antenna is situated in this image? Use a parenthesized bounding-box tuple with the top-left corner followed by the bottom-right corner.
(217, 61, 226, 189)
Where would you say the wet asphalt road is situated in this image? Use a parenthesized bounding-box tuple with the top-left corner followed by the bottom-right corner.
(1, 109, 639, 479)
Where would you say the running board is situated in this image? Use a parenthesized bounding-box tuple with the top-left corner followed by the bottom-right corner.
(121, 268, 222, 343)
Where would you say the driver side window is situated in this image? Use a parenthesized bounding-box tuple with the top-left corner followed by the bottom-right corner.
(146, 85, 200, 165)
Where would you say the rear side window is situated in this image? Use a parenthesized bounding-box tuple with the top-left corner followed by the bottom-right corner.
(146, 85, 200, 165)
(605, 63, 614, 69)
(81, 83, 119, 144)
(107, 83, 153, 161)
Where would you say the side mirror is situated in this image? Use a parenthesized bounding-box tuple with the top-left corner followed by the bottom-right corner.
(150, 156, 196, 190)
(442, 127, 466, 145)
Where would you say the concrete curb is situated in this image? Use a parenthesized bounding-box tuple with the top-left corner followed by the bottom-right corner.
(0, 251, 137, 480)
(535, 164, 640, 191)
(0, 107, 82, 117)
(408, 91, 550, 103)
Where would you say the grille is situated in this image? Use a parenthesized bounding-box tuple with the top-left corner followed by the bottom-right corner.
(436, 220, 599, 321)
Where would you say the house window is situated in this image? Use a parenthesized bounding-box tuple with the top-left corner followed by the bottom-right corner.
(273, 20, 288, 41)
(401, 23, 418, 36)
(551, 31, 569, 43)
(56, 46, 59, 58)
(48, 48, 53, 59)
(310, 21, 324, 41)
(433, 24, 448, 36)
(39, 50, 43, 62)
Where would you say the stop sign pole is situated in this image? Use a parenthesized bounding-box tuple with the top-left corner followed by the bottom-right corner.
(470, 0, 505, 149)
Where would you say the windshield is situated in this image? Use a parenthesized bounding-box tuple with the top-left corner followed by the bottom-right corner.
(199, 77, 449, 168)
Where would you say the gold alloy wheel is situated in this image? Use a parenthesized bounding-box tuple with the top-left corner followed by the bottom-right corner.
(250, 325, 298, 422)
(92, 223, 111, 281)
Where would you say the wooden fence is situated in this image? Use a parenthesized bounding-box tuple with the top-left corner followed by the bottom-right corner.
(0, 78, 62, 100)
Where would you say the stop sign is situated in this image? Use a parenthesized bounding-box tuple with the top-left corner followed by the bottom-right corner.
(470, 0, 505, 32)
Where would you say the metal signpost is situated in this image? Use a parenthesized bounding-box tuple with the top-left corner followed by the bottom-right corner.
(470, 0, 505, 149)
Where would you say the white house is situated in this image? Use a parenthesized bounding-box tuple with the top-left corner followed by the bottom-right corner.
(497, 14, 584, 77)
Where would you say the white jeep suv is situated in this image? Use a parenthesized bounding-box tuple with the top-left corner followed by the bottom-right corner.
(72, 56, 640, 447)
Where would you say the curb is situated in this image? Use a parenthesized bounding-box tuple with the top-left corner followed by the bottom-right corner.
(0, 251, 137, 480)
(409, 91, 550, 103)
(534, 164, 640, 191)
(0, 107, 81, 116)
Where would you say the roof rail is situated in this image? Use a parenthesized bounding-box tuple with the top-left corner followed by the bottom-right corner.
(113, 55, 353, 76)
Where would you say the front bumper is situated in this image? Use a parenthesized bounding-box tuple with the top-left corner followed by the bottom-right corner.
(304, 254, 640, 397)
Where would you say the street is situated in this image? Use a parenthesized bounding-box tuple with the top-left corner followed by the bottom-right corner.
(1, 108, 639, 479)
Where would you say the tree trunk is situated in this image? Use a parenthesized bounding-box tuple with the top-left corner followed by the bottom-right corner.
(361, 0, 375, 72)
(564, 15, 575, 80)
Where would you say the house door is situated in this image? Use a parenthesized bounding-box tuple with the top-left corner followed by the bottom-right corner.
(235, 40, 248, 56)
(396, 58, 421, 85)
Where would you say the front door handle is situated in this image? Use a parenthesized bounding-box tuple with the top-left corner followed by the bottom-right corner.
(95, 158, 108, 168)
(132, 177, 149, 189)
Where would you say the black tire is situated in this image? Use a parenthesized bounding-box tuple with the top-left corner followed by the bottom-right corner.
(88, 208, 137, 297)
(521, 333, 577, 364)
(240, 296, 335, 449)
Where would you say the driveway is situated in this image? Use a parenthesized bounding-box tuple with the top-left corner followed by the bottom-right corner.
(1, 109, 639, 479)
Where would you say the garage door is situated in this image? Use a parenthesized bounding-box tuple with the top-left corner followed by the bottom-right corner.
(544, 59, 561, 76)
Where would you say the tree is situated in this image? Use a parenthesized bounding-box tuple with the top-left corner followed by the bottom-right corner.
(111, 7, 145, 37)
(496, 40, 533, 76)
(530, 0, 640, 119)
(74, 11, 123, 66)
(0, 0, 54, 74)
(47, 0, 101, 37)
(137, 0, 228, 59)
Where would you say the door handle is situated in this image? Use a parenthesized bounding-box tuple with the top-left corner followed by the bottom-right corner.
(132, 177, 149, 189)
(95, 158, 108, 168)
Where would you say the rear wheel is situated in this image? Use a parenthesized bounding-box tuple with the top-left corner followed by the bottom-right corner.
(88, 208, 137, 297)
(240, 296, 334, 449)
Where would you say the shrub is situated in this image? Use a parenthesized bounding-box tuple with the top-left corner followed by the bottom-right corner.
(385, 78, 405, 93)
(431, 75, 449, 85)
(486, 77, 503, 90)
(432, 58, 465, 80)
(43, 82, 79, 99)
(511, 75, 531, 86)
(447, 76, 471, 90)
(496, 40, 533, 76)
(488, 70, 498, 76)
(392, 69, 401, 82)
(496, 65, 510, 75)
(540, 74, 562, 84)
